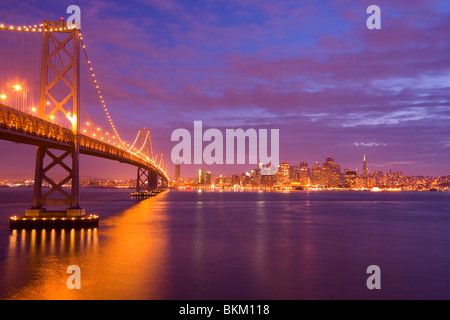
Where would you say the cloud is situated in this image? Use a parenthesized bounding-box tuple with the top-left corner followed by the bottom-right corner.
(354, 142, 387, 147)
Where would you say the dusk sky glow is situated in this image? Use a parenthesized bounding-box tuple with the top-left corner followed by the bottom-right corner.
(0, 0, 449, 179)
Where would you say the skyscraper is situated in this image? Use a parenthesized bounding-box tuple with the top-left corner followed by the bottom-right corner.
(311, 162, 322, 186)
(199, 169, 205, 185)
(279, 161, 290, 185)
(345, 170, 357, 188)
(362, 154, 369, 188)
(322, 157, 342, 188)
(299, 162, 309, 186)
(232, 174, 241, 186)
(175, 162, 181, 182)
(290, 165, 300, 182)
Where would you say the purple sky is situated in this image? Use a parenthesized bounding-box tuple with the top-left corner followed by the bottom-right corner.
(0, 0, 449, 179)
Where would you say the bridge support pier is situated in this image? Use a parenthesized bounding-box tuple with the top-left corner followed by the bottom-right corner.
(131, 167, 159, 198)
(10, 145, 98, 230)
(24, 145, 85, 216)
(149, 170, 158, 192)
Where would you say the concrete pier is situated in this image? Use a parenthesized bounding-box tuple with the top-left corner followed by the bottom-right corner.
(10, 214, 99, 230)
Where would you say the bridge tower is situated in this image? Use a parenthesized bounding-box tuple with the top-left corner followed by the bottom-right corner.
(132, 129, 159, 197)
(26, 19, 85, 217)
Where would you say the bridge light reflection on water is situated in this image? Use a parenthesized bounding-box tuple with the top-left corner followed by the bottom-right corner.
(4, 194, 169, 300)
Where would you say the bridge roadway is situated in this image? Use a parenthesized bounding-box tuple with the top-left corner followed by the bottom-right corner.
(0, 103, 169, 182)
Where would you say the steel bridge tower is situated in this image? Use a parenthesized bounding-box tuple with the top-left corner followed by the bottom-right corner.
(26, 19, 84, 217)
(133, 129, 160, 197)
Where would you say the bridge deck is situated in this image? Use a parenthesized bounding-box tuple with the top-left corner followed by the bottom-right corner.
(0, 104, 168, 181)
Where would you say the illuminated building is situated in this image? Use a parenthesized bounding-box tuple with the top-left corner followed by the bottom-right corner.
(215, 175, 224, 187)
(299, 162, 309, 186)
(261, 174, 275, 187)
(223, 177, 232, 187)
(198, 169, 205, 185)
(311, 162, 322, 186)
(232, 175, 241, 186)
(289, 165, 299, 182)
(345, 171, 357, 188)
(279, 161, 290, 185)
(362, 154, 369, 188)
(322, 157, 342, 188)
(205, 171, 211, 185)
(175, 163, 181, 182)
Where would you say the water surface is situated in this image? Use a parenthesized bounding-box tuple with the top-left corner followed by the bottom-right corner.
(0, 188, 449, 300)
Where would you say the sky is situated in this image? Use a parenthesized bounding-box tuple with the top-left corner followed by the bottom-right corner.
(0, 0, 449, 179)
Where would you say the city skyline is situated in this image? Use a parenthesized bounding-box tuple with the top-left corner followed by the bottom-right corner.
(0, 141, 449, 180)
(170, 153, 449, 192)
(172, 153, 448, 182)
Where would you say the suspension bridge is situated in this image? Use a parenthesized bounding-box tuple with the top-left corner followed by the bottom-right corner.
(0, 19, 169, 229)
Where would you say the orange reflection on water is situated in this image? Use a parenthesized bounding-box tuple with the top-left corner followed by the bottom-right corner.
(5, 193, 169, 300)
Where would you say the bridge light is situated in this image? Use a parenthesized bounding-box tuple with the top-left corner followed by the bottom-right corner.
(46, 101, 50, 105)
(86, 122, 90, 126)
(0, 94, 6, 100)
(31, 107, 37, 112)
(13, 84, 22, 91)
(83, 129, 87, 133)
(93, 133, 96, 137)
(50, 115, 55, 120)
(66, 113, 76, 128)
